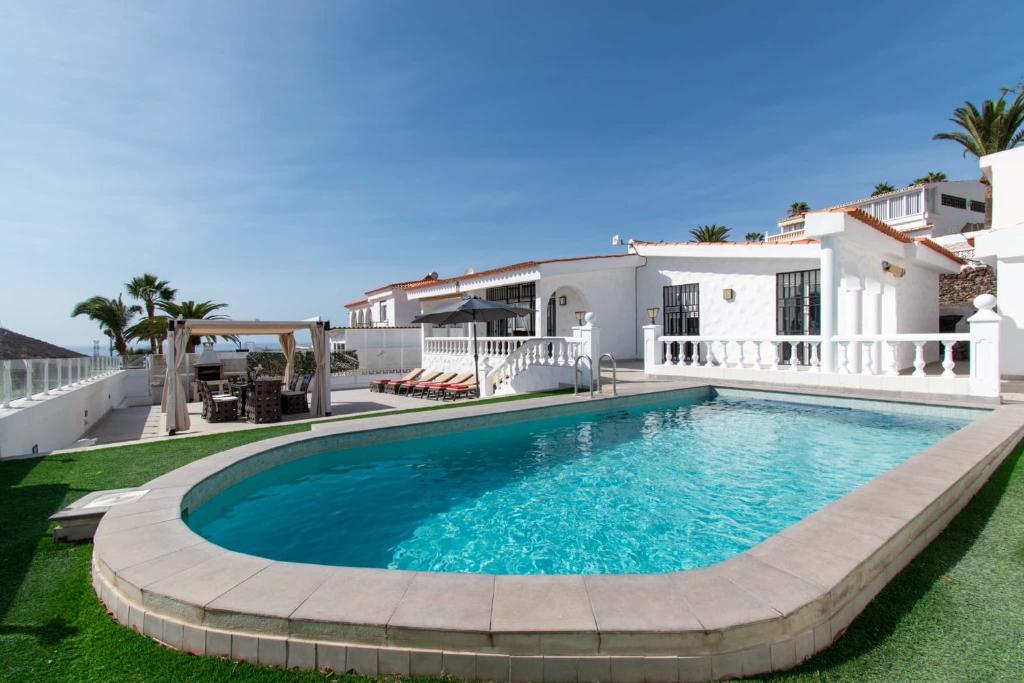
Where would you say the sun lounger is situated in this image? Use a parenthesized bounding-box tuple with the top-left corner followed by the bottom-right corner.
(393, 370, 444, 395)
(422, 372, 474, 399)
(442, 376, 478, 400)
(372, 368, 423, 393)
(405, 371, 457, 397)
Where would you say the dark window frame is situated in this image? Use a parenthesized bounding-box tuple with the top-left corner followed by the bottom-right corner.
(941, 193, 967, 210)
(969, 199, 986, 213)
(776, 269, 820, 364)
(663, 284, 700, 363)
(486, 283, 536, 336)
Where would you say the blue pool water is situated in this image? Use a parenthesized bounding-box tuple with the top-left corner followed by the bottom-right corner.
(186, 393, 970, 574)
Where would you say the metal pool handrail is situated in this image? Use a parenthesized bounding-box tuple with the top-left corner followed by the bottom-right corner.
(573, 354, 593, 398)
(597, 353, 617, 396)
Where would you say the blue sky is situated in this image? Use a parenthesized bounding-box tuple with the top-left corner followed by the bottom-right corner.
(2, 1, 1022, 346)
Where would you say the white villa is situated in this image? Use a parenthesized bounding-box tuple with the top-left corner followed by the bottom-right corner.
(334, 201, 1006, 399)
(771, 180, 987, 260)
(343, 274, 442, 327)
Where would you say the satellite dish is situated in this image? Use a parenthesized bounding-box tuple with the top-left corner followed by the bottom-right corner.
(611, 235, 622, 246)
(464, 267, 475, 275)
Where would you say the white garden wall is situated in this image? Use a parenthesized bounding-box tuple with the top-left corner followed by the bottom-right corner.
(0, 370, 130, 458)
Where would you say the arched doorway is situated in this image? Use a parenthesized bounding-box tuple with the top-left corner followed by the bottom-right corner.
(545, 286, 589, 337)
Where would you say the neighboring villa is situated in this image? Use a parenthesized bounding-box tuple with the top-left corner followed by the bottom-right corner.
(343, 273, 441, 327)
(770, 179, 987, 259)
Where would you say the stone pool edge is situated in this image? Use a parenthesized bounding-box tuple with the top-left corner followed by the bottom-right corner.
(90, 386, 1024, 682)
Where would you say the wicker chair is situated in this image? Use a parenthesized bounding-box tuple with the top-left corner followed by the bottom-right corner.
(246, 379, 282, 423)
(202, 380, 239, 422)
(281, 374, 313, 414)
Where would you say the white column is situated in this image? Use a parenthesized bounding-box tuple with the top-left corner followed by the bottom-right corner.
(576, 313, 600, 365)
(843, 285, 862, 374)
(862, 287, 882, 374)
(968, 294, 1001, 398)
(643, 324, 665, 373)
(819, 237, 838, 373)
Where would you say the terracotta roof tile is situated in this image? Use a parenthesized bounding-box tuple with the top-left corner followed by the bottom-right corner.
(404, 254, 628, 291)
(630, 239, 818, 246)
(913, 237, 967, 265)
(343, 298, 368, 309)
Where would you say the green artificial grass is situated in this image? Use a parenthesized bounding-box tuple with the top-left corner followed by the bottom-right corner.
(1, 406, 1022, 681)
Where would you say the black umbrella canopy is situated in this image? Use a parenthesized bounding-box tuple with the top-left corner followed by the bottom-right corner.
(411, 296, 534, 326)
(412, 296, 535, 394)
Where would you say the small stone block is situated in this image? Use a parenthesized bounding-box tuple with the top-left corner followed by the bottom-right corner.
(258, 636, 288, 667)
(577, 657, 611, 683)
(347, 645, 379, 675)
(162, 620, 184, 649)
(410, 649, 443, 677)
(379, 648, 411, 676)
(143, 612, 162, 640)
(677, 656, 711, 683)
(478, 653, 511, 682)
(644, 656, 678, 683)
(813, 621, 832, 651)
(206, 629, 231, 658)
(794, 629, 815, 663)
(511, 655, 544, 683)
(183, 625, 206, 655)
(128, 605, 145, 633)
(609, 657, 645, 683)
(741, 645, 771, 677)
(286, 639, 316, 670)
(543, 656, 578, 683)
(317, 643, 347, 673)
(232, 633, 258, 663)
(444, 652, 477, 679)
(770, 638, 798, 671)
(710, 651, 744, 680)
(115, 596, 130, 624)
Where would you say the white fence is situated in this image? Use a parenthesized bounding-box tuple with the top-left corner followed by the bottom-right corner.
(330, 327, 421, 372)
(644, 295, 1002, 398)
(2, 356, 122, 408)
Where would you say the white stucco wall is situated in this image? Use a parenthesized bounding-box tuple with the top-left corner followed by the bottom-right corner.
(534, 269, 638, 359)
(635, 256, 821, 350)
(0, 371, 130, 458)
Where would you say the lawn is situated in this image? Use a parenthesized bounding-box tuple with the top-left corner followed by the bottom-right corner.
(1, 403, 1022, 682)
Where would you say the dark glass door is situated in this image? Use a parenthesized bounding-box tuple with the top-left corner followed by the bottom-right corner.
(663, 284, 700, 363)
(776, 269, 820, 364)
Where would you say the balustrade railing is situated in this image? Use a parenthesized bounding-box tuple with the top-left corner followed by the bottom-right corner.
(1, 356, 123, 408)
(830, 334, 969, 378)
(486, 337, 583, 393)
(423, 336, 549, 364)
(657, 335, 824, 371)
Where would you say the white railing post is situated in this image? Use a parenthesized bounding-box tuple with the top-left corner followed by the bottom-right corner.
(56, 357, 62, 388)
(968, 294, 1001, 398)
(2, 360, 11, 408)
(42, 359, 50, 395)
(575, 313, 600, 370)
(643, 324, 664, 373)
(24, 359, 33, 399)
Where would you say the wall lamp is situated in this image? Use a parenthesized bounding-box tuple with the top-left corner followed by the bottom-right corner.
(558, 295, 567, 306)
(575, 310, 586, 325)
(723, 288, 735, 301)
(882, 261, 906, 278)
(646, 306, 660, 324)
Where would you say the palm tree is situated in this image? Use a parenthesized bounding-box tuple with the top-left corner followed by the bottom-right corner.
(744, 232, 765, 242)
(934, 91, 1024, 228)
(125, 273, 177, 353)
(71, 295, 141, 355)
(871, 182, 896, 196)
(788, 201, 810, 216)
(689, 224, 730, 242)
(156, 300, 238, 352)
(912, 171, 947, 185)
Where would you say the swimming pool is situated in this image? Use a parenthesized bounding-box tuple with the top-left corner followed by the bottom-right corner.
(186, 390, 972, 575)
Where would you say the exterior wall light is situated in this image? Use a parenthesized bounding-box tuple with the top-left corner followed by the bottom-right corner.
(575, 310, 586, 325)
(723, 288, 735, 301)
(646, 306, 659, 324)
(559, 295, 567, 306)
(882, 261, 906, 278)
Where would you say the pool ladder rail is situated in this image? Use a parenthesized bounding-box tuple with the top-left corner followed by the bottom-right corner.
(574, 353, 618, 398)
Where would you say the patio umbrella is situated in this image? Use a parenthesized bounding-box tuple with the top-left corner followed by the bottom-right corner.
(411, 296, 535, 392)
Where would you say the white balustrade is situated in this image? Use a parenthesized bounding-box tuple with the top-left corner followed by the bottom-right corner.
(657, 336, 824, 373)
(487, 337, 583, 394)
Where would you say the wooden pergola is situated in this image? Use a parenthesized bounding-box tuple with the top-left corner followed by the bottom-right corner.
(163, 318, 331, 434)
